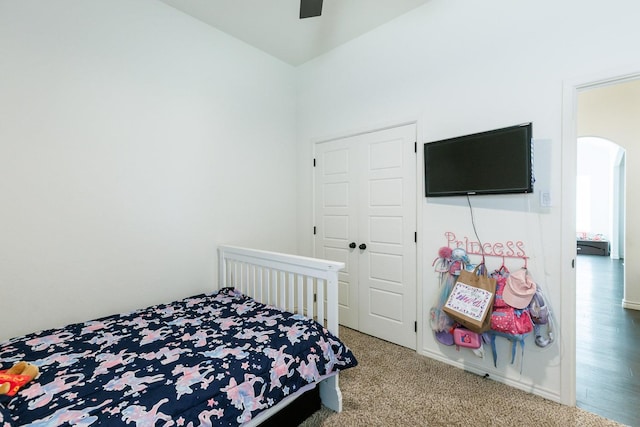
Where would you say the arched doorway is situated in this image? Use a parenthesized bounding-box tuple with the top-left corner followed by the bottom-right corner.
(576, 136, 625, 259)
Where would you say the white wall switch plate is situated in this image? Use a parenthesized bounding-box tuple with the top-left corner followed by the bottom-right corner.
(540, 191, 552, 207)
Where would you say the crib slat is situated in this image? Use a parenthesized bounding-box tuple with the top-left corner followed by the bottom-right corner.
(235, 262, 239, 291)
(316, 278, 325, 325)
(287, 272, 295, 312)
(256, 266, 263, 302)
(296, 274, 304, 316)
(243, 262, 248, 295)
(306, 276, 314, 319)
(264, 267, 271, 304)
(271, 269, 278, 305)
(279, 271, 286, 308)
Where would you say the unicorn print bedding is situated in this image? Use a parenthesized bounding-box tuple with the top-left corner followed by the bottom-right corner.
(0, 287, 357, 426)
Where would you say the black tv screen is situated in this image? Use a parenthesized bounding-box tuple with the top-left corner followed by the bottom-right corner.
(424, 123, 533, 197)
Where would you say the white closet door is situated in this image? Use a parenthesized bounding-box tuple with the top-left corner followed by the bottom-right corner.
(356, 125, 417, 349)
(314, 137, 360, 329)
(314, 124, 417, 349)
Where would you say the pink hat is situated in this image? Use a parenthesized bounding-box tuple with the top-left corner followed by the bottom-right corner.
(503, 269, 537, 309)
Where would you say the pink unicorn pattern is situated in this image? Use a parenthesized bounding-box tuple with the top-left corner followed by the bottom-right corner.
(221, 373, 268, 424)
(264, 345, 295, 391)
(121, 398, 173, 426)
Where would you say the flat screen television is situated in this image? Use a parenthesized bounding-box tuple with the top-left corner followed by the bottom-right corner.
(424, 123, 533, 197)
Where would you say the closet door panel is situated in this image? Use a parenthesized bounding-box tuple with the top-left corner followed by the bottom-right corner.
(314, 140, 359, 330)
(357, 125, 417, 349)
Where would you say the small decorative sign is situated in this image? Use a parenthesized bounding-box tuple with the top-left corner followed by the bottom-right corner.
(444, 282, 493, 322)
(444, 231, 527, 258)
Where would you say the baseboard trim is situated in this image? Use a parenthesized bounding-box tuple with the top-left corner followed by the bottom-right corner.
(622, 299, 640, 310)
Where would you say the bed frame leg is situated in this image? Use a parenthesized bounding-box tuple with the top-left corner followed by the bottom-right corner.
(319, 375, 343, 412)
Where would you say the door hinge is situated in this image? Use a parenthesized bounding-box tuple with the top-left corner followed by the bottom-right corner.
(414, 232, 417, 243)
(313, 158, 316, 167)
(313, 226, 317, 235)
(414, 321, 418, 333)
(314, 293, 317, 303)
(414, 142, 417, 153)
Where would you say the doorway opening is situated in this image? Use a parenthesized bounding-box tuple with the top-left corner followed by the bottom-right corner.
(573, 79, 639, 426)
(576, 136, 625, 259)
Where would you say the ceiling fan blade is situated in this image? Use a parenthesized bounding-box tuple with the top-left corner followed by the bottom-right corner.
(300, 0, 323, 19)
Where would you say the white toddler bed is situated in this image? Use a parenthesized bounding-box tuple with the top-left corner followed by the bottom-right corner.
(0, 245, 352, 426)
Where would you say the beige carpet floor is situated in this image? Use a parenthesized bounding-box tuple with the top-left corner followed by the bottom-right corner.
(300, 327, 627, 427)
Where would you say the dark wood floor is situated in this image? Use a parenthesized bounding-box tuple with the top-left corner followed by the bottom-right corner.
(576, 255, 640, 426)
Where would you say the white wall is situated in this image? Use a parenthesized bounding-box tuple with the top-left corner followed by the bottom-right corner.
(295, 0, 640, 405)
(0, 0, 297, 341)
(576, 137, 618, 238)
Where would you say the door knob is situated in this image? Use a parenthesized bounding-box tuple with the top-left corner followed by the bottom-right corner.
(359, 243, 367, 250)
(349, 242, 356, 249)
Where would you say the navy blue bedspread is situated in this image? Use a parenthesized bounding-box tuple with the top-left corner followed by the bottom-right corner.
(0, 288, 357, 426)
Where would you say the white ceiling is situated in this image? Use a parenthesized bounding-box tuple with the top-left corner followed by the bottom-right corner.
(158, 0, 429, 66)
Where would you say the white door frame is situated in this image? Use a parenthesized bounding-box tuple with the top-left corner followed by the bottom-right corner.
(311, 120, 422, 349)
(561, 66, 640, 406)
